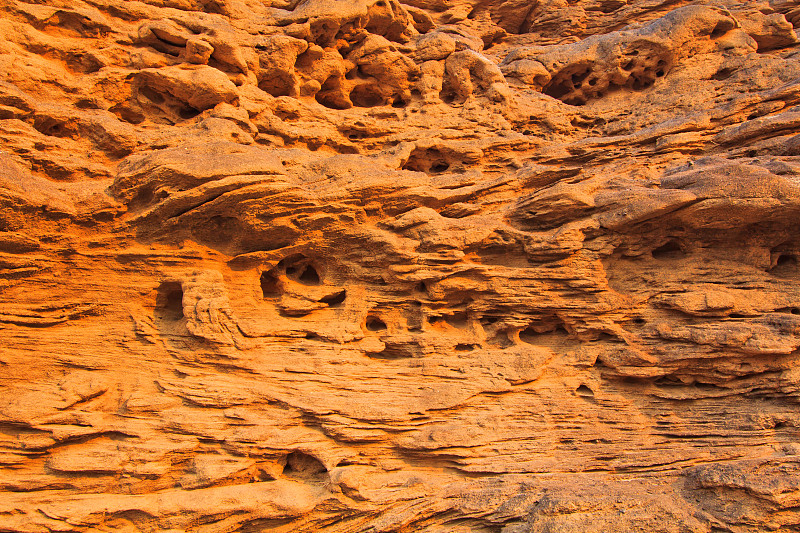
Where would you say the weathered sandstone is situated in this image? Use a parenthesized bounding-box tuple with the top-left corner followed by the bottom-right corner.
(1, 0, 800, 531)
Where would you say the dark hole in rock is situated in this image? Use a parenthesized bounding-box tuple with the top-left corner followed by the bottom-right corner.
(518, 327, 538, 343)
(430, 161, 449, 173)
(139, 85, 166, 104)
(156, 281, 184, 320)
(481, 316, 499, 325)
(366, 316, 387, 331)
(369, 345, 413, 359)
(440, 91, 456, 104)
(728, 313, 749, 318)
(75, 99, 99, 109)
(544, 78, 573, 100)
(305, 332, 318, 339)
(711, 21, 729, 38)
(622, 60, 635, 71)
(298, 265, 320, 284)
(392, 97, 407, 108)
(633, 317, 646, 325)
(178, 106, 201, 120)
(129, 186, 155, 210)
(455, 343, 476, 351)
(651, 240, 683, 259)
(656, 69, 665, 77)
(631, 76, 654, 90)
(350, 84, 383, 107)
(260, 271, 279, 297)
(415, 281, 427, 293)
(587, 77, 598, 86)
(576, 384, 594, 397)
(283, 451, 327, 480)
(598, 1, 624, 13)
(110, 104, 145, 125)
(447, 311, 468, 328)
(571, 69, 590, 85)
(776, 254, 797, 267)
(712, 67, 735, 81)
(319, 290, 346, 306)
(654, 375, 682, 386)
(286, 266, 298, 275)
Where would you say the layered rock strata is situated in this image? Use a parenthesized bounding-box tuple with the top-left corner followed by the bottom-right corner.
(1, 0, 800, 531)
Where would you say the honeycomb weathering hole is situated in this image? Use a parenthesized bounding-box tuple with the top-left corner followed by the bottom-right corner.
(366, 316, 387, 331)
(155, 282, 184, 320)
(260, 271, 279, 297)
(283, 451, 327, 480)
(298, 265, 320, 284)
(651, 240, 683, 259)
(319, 289, 346, 305)
(350, 84, 384, 107)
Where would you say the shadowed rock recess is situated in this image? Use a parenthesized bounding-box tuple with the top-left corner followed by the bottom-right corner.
(2, 0, 800, 530)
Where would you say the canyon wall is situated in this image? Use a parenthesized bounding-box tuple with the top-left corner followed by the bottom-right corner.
(1, 0, 800, 531)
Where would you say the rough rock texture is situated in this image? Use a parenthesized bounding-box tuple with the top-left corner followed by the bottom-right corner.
(1, 0, 800, 531)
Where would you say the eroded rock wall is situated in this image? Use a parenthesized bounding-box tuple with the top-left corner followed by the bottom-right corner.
(1, 0, 800, 531)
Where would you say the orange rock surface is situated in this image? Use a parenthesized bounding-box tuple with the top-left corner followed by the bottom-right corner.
(1, 0, 800, 531)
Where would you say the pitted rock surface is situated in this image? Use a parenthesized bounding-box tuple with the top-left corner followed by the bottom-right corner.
(1, 0, 800, 531)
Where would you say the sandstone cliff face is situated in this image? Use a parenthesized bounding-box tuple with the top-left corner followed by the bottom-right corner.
(1, 0, 800, 531)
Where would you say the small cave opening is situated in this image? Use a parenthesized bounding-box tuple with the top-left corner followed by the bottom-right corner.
(576, 384, 594, 398)
(712, 67, 735, 81)
(518, 326, 538, 343)
(710, 21, 730, 39)
(543, 77, 574, 100)
(283, 451, 327, 481)
(770, 252, 798, 276)
(178, 105, 201, 120)
(155, 282, 184, 320)
(446, 311, 469, 329)
(139, 85, 165, 104)
(651, 240, 683, 259)
(298, 265, 321, 285)
(319, 289, 346, 306)
(260, 271, 279, 297)
(519, 323, 568, 344)
(349, 83, 384, 108)
(430, 161, 450, 173)
(366, 316, 387, 331)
